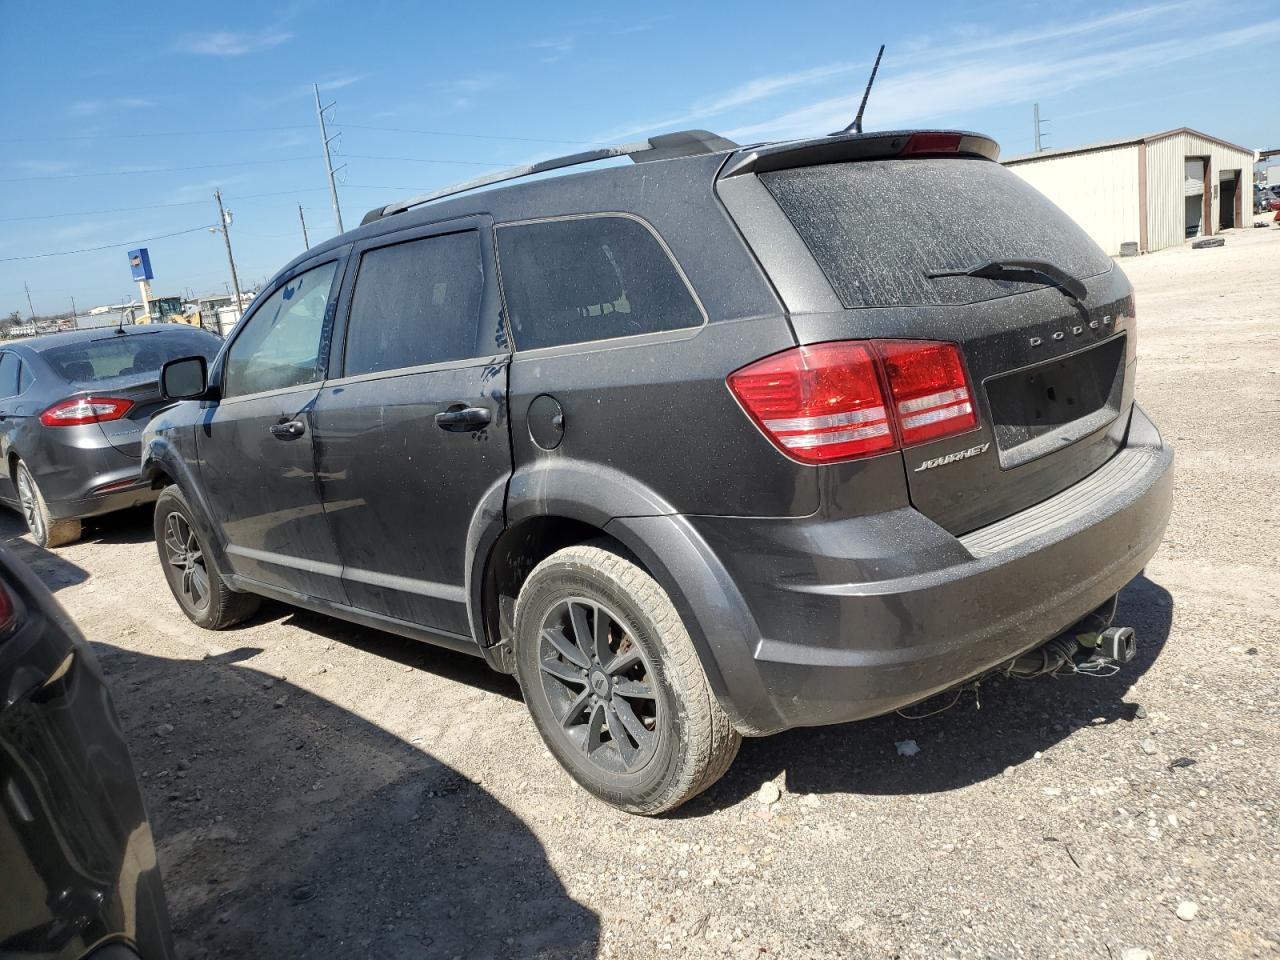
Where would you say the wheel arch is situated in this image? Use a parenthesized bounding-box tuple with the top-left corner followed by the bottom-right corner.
(466, 460, 777, 734)
(143, 435, 234, 573)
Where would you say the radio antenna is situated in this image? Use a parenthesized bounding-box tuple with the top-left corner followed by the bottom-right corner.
(841, 44, 885, 135)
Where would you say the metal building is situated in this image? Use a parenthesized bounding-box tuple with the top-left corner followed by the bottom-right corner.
(1004, 128, 1256, 255)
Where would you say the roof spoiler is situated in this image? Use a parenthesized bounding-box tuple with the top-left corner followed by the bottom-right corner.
(720, 130, 1000, 179)
(361, 129, 739, 225)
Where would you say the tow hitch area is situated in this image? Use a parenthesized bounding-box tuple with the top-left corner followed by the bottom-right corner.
(1004, 599, 1138, 679)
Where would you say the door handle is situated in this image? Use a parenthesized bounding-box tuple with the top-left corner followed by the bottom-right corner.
(434, 405, 492, 432)
(269, 420, 306, 439)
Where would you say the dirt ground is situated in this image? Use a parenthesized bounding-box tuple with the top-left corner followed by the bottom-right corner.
(5, 222, 1279, 960)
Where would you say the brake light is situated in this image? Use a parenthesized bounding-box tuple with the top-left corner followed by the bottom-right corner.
(900, 132, 962, 156)
(728, 340, 977, 465)
(727, 341, 894, 463)
(39, 396, 133, 427)
(876, 340, 977, 445)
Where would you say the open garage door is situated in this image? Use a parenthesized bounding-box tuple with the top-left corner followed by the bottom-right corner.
(1184, 158, 1207, 239)
(1219, 170, 1240, 230)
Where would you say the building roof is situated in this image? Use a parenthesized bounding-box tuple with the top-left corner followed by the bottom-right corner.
(1004, 127, 1255, 165)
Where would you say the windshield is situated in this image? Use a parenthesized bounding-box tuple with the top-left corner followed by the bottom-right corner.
(760, 157, 1114, 308)
(41, 329, 219, 383)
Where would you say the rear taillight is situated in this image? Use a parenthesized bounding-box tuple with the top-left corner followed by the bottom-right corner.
(726, 341, 895, 463)
(728, 340, 977, 465)
(0, 579, 18, 637)
(38, 396, 133, 427)
(876, 340, 977, 445)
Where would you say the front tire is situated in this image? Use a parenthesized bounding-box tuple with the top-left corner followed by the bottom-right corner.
(15, 460, 81, 548)
(154, 485, 259, 629)
(513, 542, 740, 815)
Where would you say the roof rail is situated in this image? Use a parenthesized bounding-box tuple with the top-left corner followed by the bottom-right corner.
(361, 129, 738, 225)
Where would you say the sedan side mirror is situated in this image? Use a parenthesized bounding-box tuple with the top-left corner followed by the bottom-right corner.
(160, 356, 210, 401)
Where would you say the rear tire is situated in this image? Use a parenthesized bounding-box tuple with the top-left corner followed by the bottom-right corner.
(154, 485, 259, 629)
(513, 542, 740, 815)
(15, 460, 81, 548)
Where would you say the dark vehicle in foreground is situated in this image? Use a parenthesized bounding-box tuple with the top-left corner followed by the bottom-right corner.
(144, 128, 1173, 814)
(0, 545, 173, 958)
(0, 325, 222, 547)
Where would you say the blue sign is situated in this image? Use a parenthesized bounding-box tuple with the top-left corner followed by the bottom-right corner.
(127, 248, 154, 281)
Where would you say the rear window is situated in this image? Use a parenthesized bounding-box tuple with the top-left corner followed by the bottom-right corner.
(496, 215, 702, 351)
(760, 157, 1113, 308)
(343, 230, 486, 376)
(41, 329, 219, 383)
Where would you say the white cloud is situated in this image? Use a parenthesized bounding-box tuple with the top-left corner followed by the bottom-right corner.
(176, 28, 294, 56)
(68, 98, 155, 117)
(728, 10, 1280, 143)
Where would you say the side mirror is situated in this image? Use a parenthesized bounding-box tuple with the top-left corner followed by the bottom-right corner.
(160, 356, 210, 401)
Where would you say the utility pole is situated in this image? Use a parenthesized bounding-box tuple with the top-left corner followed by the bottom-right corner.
(1033, 103, 1049, 152)
(314, 83, 345, 234)
(298, 204, 311, 249)
(70, 295, 77, 324)
(212, 189, 244, 313)
(23, 282, 34, 320)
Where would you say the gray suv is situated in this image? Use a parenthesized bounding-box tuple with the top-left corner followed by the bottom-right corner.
(143, 128, 1173, 814)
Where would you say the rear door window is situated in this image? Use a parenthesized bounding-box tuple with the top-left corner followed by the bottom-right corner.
(496, 215, 702, 350)
(343, 230, 485, 377)
(760, 157, 1114, 308)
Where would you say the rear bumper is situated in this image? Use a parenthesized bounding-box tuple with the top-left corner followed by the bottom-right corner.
(677, 403, 1174, 734)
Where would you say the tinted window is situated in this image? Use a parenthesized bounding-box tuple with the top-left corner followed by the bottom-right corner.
(39, 329, 220, 383)
(496, 216, 702, 350)
(224, 261, 338, 398)
(761, 157, 1114, 308)
(0, 354, 18, 399)
(344, 231, 485, 377)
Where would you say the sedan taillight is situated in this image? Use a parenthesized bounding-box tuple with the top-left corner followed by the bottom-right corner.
(728, 340, 977, 465)
(38, 396, 133, 427)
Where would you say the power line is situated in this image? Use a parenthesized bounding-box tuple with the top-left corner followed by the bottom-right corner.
(0, 187, 330, 224)
(0, 123, 602, 147)
(0, 125, 313, 143)
(345, 153, 508, 167)
(0, 156, 315, 183)
(0, 224, 215, 262)
(343, 123, 604, 146)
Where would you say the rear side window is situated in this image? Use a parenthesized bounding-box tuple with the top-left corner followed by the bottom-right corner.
(496, 215, 702, 351)
(343, 230, 485, 377)
(0, 354, 19, 399)
(761, 157, 1114, 308)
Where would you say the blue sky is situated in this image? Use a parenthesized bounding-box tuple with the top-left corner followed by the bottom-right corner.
(1, 0, 1272, 316)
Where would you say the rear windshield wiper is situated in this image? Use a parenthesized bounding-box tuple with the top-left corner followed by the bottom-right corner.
(925, 258, 1087, 301)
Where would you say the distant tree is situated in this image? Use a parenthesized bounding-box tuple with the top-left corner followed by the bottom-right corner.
(0, 311, 21, 336)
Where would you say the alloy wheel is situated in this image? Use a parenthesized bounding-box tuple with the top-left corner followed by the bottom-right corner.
(162, 511, 211, 612)
(537, 597, 661, 774)
(16, 469, 44, 544)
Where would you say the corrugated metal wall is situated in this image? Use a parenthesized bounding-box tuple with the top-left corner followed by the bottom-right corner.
(1006, 144, 1141, 256)
(1145, 133, 1255, 252)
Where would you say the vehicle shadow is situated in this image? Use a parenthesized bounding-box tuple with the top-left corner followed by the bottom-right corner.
(0, 511, 89, 592)
(79, 504, 158, 546)
(682, 574, 1175, 814)
(95, 642, 597, 960)
(274, 605, 523, 702)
